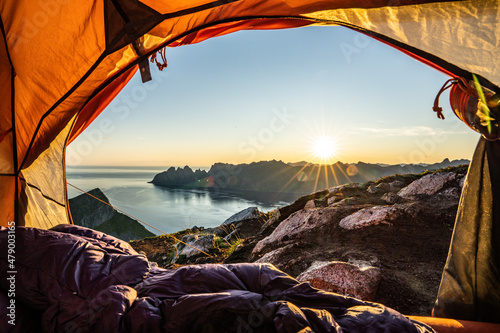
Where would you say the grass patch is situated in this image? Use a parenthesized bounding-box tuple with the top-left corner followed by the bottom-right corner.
(214, 236, 229, 249)
(226, 239, 244, 257)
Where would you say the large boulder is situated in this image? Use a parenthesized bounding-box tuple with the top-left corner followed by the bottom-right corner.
(397, 172, 458, 199)
(252, 207, 340, 256)
(253, 244, 300, 272)
(247, 170, 466, 315)
(221, 207, 266, 238)
(259, 190, 330, 236)
(381, 192, 401, 204)
(297, 261, 382, 301)
(222, 207, 262, 225)
(173, 234, 215, 262)
(339, 204, 419, 230)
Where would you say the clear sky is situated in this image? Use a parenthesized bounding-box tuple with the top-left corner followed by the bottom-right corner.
(66, 25, 480, 167)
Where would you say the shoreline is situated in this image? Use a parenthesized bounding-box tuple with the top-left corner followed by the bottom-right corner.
(148, 182, 308, 204)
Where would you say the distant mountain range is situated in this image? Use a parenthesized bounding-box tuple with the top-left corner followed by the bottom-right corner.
(150, 158, 469, 195)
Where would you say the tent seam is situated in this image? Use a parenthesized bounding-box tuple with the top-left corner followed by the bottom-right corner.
(19, 178, 66, 207)
(61, 118, 80, 225)
(159, 0, 240, 20)
(17, 52, 107, 172)
(0, 13, 19, 225)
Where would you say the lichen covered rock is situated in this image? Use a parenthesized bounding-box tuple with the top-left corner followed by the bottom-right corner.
(175, 234, 215, 260)
(253, 207, 338, 255)
(297, 261, 382, 301)
(398, 172, 458, 199)
(339, 205, 399, 230)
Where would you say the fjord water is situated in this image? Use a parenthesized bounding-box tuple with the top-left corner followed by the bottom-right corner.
(66, 166, 292, 235)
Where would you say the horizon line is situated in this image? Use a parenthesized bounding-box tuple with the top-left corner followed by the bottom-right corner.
(66, 157, 470, 169)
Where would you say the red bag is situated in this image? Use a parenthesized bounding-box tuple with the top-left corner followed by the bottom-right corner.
(433, 77, 500, 141)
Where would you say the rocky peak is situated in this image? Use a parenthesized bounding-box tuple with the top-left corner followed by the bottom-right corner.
(69, 188, 114, 229)
(150, 165, 208, 186)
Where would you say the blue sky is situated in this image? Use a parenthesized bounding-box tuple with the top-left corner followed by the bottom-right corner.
(66, 25, 480, 167)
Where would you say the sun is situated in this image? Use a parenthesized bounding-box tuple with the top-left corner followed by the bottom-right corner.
(312, 136, 338, 163)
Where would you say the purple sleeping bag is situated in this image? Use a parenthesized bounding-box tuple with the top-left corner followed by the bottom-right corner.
(0, 225, 434, 332)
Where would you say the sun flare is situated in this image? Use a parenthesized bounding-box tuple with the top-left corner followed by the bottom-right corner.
(312, 136, 338, 163)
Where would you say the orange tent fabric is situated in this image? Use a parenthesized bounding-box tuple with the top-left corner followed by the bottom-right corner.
(1, 0, 499, 229)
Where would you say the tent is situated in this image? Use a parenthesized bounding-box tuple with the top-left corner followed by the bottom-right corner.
(1, 0, 499, 324)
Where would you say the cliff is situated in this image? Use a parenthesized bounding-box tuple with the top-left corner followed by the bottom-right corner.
(69, 188, 155, 241)
(150, 166, 209, 187)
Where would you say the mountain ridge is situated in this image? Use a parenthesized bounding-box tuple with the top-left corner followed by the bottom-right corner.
(150, 158, 469, 196)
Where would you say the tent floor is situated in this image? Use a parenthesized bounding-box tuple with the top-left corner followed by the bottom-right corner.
(408, 316, 500, 333)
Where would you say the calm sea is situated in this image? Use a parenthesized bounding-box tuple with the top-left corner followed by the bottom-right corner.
(66, 166, 293, 235)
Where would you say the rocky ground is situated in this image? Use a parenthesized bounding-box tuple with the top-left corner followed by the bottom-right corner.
(130, 165, 468, 316)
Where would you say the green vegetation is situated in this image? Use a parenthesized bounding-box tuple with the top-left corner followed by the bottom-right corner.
(214, 236, 229, 249)
(164, 248, 176, 263)
(175, 254, 187, 264)
(226, 239, 243, 257)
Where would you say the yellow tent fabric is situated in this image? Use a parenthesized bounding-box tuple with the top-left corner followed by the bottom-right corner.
(1, 0, 499, 229)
